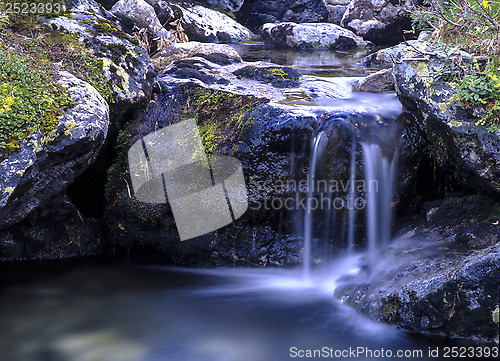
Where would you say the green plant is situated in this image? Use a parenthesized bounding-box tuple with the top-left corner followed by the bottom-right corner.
(0, 0, 66, 30)
(457, 60, 500, 132)
(0, 47, 74, 153)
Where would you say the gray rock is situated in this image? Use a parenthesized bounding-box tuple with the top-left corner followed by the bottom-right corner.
(0, 71, 109, 230)
(236, 0, 330, 33)
(329, 5, 347, 26)
(66, 0, 103, 13)
(391, 41, 500, 194)
(327, 0, 350, 5)
(151, 41, 242, 73)
(197, 0, 244, 12)
(111, 0, 172, 40)
(261, 22, 369, 50)
(180, 4, 252, 43)
(42, 10, 155, 105)
(335, 196, 500, 343)
(341, 0, 413, 45)
(354, 68, 394, 93)
(357, 44, 402, 68)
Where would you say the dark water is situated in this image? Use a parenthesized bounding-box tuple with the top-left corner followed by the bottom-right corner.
(0, 260, 467, 361)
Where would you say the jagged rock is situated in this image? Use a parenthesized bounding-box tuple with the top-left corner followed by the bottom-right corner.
(180, 4, 252, 43)
(151, 41, 242, 72)
(261, 22, 369, 50)
(354, 68, 394, 93)
(327, 0, 350, 5)
(197, 0, 244, 12)
(236, 0, 330, 33)
(66, 0, 103, 13)
(341, 0, 412, 45)
(0, 71, 109, 231)
(0, 195, 102, 261)
(43, 3, 155, 106)
(357, 45, 400, 68)
(111, 0, 172, 40)
(329, 5, 347, 26)
(391, 41, 500, 195)
(335, 195, 500, 342)
(104, 52, 403, 266)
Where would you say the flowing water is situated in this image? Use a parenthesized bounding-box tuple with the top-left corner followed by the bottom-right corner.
(0, 43, 465, 361)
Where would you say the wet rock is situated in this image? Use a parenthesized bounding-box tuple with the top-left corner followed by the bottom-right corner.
(104, 53, 401, 266)
(43, 4, 155, 107)
(392, 41, 500, 195)
(233, 65, 301, 88)
(341, 0, 413, 45)
(335, 195, 500, 342)
(111, 0, 172, 40)
(151, 41, 242, 73)
(0, 71, 109, 231)
(357, 45, 401, 68)
(0, 195, 102, 261)
(180, 4, 252, 43)
(329, 5, 347, 26)
(353, 68, 394, 93)
(236, 0, 330, 33)
(197, 0, 244, 12)
(261, 22, 369, 50)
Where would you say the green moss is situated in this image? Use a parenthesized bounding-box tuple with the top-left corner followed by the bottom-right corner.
(188, 88, 265, 155)
(381, 303, 399, 322)
(493, 305, 499, 323)
(1, 0, 66, 29)
(0, 47, 74, 154)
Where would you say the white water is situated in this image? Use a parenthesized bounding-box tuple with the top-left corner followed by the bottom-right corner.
(303, 131, 326, 280)
(362, 143, 398, 267)
(347, 136, 357, 251)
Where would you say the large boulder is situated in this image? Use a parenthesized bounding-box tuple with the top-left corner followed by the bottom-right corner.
(111, 0, 172, 40)
(151, 41, 242, 72)
(197, 0, 244, 13)
(261, 22, 369, 50)
(236, 0, 330, 33)
(0, 72, 109, 260)
(341, 0, 412, 45)
(335, 195, 500, 342)
(104, 50, 403, 266)
(180, 4, 252, 43)
(391, 41, 500, 195)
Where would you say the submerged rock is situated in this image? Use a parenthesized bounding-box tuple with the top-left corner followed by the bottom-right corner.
(261, 22, 369, 50)
(236, 0, 331, 33)
(341, 0, 413, 45)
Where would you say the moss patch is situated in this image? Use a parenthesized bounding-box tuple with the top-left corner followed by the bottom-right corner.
(0, 46, 73, 154)
(185, 88, 267, 155)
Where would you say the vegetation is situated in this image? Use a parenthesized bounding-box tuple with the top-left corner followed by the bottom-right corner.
(0, 47, 73, 153)
(0, 1, 114, 154)
(406, 0, 500, 132)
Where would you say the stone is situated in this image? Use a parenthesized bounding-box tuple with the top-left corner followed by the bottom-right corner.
(196, 0, 244, 13)
(180, 4, 252, 43)
(391, 41, 500, 195)
(329, 5, 347, 26)
(151, 41, 242, 72)
(111, 0, 172, 40)
(261, 22, 369, 50)
(0, 71, 109, 230)
(341, 0, 413, 45)
(354, 68, 394, 93)
(236, 0, 330, 33)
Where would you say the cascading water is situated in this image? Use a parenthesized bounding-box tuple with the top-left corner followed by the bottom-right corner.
(361, 142, 398, 267)
(347, 136, 357, 251)
(303, 131, 326, 280)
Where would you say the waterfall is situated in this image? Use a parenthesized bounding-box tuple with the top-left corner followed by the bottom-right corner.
(303, 131, 326, 280)
(347, 137, 357, 251)
(361, 143, 397, 267)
